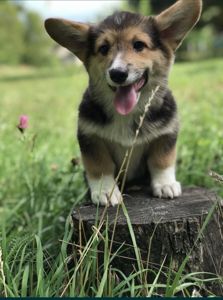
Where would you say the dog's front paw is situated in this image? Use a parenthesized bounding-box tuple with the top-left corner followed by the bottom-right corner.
(89, 175, 123, 206)
(152, 180, 182, 199)
(91, 185, 122, 206)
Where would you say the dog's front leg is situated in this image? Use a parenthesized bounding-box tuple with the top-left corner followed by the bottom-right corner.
(147, 134, 182, 199)
(78, 132, 122, 206)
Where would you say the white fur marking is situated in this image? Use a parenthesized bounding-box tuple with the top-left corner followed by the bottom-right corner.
(88, 175, 123, 206)
(106, 53, 144, 87)
(149, 165, 182, 199)
(106, 53, 126, 87)
(110, 53, 125, 70)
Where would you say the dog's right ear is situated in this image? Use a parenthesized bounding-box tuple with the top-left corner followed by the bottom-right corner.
(44, 18, 90, 62)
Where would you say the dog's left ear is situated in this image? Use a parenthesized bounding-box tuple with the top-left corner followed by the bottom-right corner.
(44, 18, 90, 62)
(155, 0, 202, 51)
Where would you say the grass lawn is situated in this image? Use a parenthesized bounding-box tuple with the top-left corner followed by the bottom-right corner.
(0, 59, 222, 296)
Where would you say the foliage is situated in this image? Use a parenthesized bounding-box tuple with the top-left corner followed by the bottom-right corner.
(0, 1, 24, 64)
(0, 59, 223, 296)
(0, 1, 58, 66)
(22, 11, 58, 66)
(125, 0, 151, 15)
(176, 26, 216, 61)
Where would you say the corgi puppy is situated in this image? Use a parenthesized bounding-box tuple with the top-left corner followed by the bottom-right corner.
(45, 0, 202, 206)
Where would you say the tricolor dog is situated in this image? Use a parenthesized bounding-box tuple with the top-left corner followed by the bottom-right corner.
(45, 0, 202, 206)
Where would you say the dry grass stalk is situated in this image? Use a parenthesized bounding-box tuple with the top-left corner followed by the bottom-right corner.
(209, 170, 223, 183)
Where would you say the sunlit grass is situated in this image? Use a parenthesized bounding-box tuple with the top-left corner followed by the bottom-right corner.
(169, 59, 223, 192)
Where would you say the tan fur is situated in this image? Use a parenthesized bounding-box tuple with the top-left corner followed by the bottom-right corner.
(81, 138, 115, 179)
(149, 142, 176, 170)
(95, 27, 168, 70)
(95, 27, 154, 51)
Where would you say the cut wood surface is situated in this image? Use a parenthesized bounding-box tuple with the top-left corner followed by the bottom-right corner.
(72, 187, 223, 295)
(73, 187, 218, 224)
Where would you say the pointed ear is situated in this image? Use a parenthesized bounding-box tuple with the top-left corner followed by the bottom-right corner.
(155, 0, 202, 51)
(44, 18, 90, 62)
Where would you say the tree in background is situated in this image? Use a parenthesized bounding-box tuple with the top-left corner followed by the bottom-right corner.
(121, 0, 151, 17)
(0, 0, 58, 66)
(22, 11, 57, 66)
(0, 1, 24, 64)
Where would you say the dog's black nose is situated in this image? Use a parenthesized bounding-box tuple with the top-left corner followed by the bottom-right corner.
(109, 68, 128, 84)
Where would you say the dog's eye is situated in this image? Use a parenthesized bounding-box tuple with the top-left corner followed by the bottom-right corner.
(133, 41, 146, 52)
(98, 44, 109, 56)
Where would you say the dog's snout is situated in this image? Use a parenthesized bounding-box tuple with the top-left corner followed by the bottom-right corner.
(109, 68, 128, 84)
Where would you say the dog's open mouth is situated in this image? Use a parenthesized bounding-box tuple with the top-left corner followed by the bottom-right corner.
(112, 70, 148, 116)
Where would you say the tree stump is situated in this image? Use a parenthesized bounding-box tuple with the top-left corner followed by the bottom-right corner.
(71, 187, 223, 295)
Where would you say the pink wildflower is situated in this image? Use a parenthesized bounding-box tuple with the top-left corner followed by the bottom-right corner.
(17, 115, 29, 133)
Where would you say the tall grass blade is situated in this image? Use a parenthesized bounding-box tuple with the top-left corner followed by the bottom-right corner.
(147, 256, 166, 297)
(21, 264, 29, 297)
(35, 235, 44, 296)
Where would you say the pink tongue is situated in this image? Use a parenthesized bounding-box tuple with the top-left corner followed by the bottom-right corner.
(114, 85, 137, 115)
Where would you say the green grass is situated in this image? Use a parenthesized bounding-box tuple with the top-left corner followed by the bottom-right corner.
(0, 59, 223, 296)
(170, 60, 223, 190)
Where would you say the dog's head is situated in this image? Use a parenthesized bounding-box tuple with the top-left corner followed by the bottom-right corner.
(45, 0, 202, 115)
